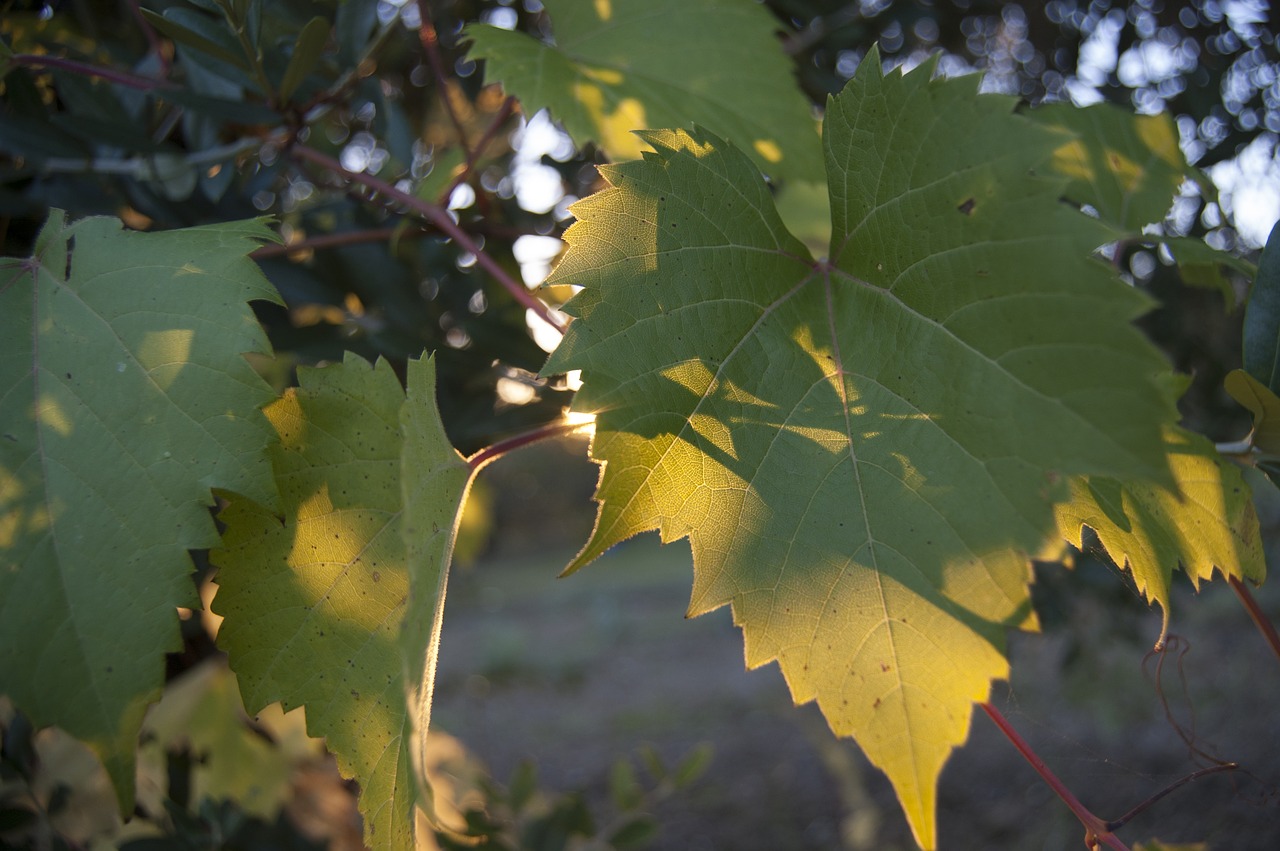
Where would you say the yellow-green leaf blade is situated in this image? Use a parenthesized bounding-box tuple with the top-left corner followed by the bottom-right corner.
(213, 354, 417, 848)
(1028, 101, 1244, 305)
(1225, 368, 1280, 455)
(399, 356, 471, 812)
(1028, 102, 1187, 231)
(1055, 426, 1265, 643)
(0, 211, 279, 809)
(543, 55, 1177, 849)
(465, 0, 822, 181)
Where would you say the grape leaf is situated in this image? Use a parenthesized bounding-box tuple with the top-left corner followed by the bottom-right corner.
(1028, 102, 1187, 230)
(399, 356, 472, 812)
(1054, 425, 1265, 644)
(465, 0, 822, 181)
(137, 658, 323, 818)
(1225, 369, 1280, 455)
(1027, 102, 1244, 304)
(542, 55, 1177, 849)
(212, 353, 468, 849)
(0, 211, 279, 808)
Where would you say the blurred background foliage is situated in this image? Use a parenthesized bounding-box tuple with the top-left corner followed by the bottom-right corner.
(1, 0, 1278, 847)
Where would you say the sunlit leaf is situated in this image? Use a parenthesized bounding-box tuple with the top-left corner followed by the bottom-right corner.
(399, 356, 471, 813)
(542, 54, 1176, 848)
(137, 658, 323, 817)
(213, 353, 468, 849)
(1225, 369, 1280, 456)
(465, 0, 822, 181)
(1028, 102, 1187, 230)
(1055, 426, 1264, 644)
(1028, 101, 1242, 304)
(0, 211, 280, 809)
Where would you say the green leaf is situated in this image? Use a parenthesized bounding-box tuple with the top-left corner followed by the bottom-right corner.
(1161, 236, 1254, 308)
(213, 353, 469, 850)
(1243, 221, 1280, 391)
(671, 742, 713, 787)
(159, 87, 281, 125)
(277, 16, 330, 104)
(465, 0, 822, 181)
(1027, 102, 1187, 230)
(399, 356, 471, 814)
(542, 55, 1176, 849)
(0, 211, 280, 810)
(608, 757, 642, 810)
(137, 658, 321, 818)
(1224, 369, 1280, 455)
(142, 8, 250, 71)
(1054, 426, 1265, 644)
(1027, 102, 1243, 305)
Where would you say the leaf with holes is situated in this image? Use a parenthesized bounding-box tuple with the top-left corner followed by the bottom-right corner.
(541, 54, 1177, 848)
(0, 211, 279, 808)
(465, 0, 822, 181)
(212, 353, 468, 849)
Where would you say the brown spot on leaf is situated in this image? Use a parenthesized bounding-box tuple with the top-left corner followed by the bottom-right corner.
(957, 197, 976, 215)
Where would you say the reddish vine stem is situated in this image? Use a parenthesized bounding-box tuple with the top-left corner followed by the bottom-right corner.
(290, 144, 566, 334)
(1229, 575, 1280, 664)
(466, 419, 591, 472)
(980, 703, 1127, 851)
(438, 95, 519, 207)
(8, 54, 173, 91)
(251, 226, 409, 259)
(415, 2, 472, 160)
(1103, 763, 1239, 832)
(127, 0, 170, 78)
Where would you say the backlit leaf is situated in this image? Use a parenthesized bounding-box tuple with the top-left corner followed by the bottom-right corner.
(542, 55, 1176, 848)
(1224, 369, 1280, 456)
(399, 356, 471, 812)
(1028, 102, 1187, 230)
(212, 353, 468, 849)
(0, 211, 280, 808)
(1028, 102, 1242, 305)
(1054, 426, 1265, 644)
(465, 0, 822, 181)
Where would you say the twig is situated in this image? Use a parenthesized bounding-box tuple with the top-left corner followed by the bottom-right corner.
(7, 54, 174, 91)
(416, 2, 471, 158)
(438, 95, 518, 207)
(216, 0, 277, 106)
(1230, 575, 1280, 664)
(980, 703, 1128, 851)
(1103, 763, 1239, 832)
(466, 419, 591, 471)
(127, 0, 170, 78)
(251, 226, 408, 258)
(290, 143, 566, 334)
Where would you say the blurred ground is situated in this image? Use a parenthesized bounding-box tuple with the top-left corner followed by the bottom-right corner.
(427, 436, 1280, 851)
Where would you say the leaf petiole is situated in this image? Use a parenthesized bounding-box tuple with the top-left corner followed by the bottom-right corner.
(980, 703, 1127, 851)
